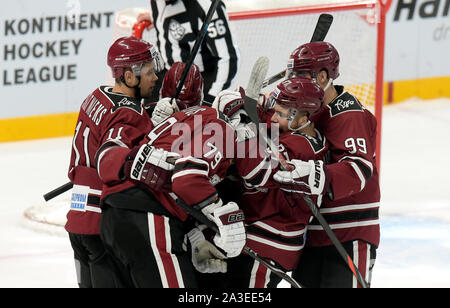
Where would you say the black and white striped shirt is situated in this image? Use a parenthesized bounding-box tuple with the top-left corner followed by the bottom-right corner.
(150, 0, 240, 103)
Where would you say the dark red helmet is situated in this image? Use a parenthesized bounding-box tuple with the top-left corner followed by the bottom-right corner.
(160, 62, 204, 110)
(268, 77, 324, 117)
(287, 41, 340, 80)
(107, 36, 162, 79)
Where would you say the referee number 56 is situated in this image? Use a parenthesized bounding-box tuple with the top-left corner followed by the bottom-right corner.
(207, 19, 227, 38)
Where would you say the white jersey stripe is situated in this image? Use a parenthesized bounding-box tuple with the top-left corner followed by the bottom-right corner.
(247, 234, 304, 251)
(171, 169, 209, 181)
(319, 202, 380, 214)
(349, 161, 366, 191)
(251, 221, 306, 237)
(307, 219, 379, 231)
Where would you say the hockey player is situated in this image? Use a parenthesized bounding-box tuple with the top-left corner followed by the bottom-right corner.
(205, 77, 329, 288)
(65, 36, 162, 287)
(274, 41, 380, 288)
(138, 0, 240, 104)
(95, 61, 246, 288)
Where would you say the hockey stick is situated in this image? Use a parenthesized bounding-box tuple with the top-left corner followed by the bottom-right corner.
(43, 181, 73, 201)
(173, 0, 221, 101)
(261, 13, 333, 88)
(243, 97, 369, 288)
(173, 195, 303, 288)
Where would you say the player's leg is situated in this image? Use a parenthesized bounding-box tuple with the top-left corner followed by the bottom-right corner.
(68, 232, 92, 288)
(291, 246, 323, 288)
(100, 206, 197, 288)
(223, 254, 281, 288)
(296, 241, 376, 288)
(78, 234, 131, 288)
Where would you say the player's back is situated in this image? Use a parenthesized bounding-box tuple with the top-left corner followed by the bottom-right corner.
(309, 86, 380, 247)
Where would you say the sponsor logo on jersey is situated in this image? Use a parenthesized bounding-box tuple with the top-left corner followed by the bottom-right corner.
(70, 185, 90, 212)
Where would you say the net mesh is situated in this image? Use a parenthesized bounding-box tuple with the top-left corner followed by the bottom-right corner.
(227, 7, 379, 110)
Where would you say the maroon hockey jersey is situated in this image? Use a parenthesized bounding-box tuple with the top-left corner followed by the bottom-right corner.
(307, 85, 380, 247)
(234, 128, 328, 270)
(66, 86, 153, 234)
(97, 106, 237, 222)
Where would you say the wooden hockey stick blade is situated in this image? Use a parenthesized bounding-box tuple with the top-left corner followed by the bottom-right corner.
(43, 181, 73, 201)
(245, 56, 270, 100)
(262, 13, 333, 88)
(243, 56, 269, 120)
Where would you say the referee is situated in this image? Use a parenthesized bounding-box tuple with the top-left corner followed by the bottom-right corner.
(140, 0, 240, 104)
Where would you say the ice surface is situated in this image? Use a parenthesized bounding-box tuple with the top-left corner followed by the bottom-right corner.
(1, 98, 450, 288)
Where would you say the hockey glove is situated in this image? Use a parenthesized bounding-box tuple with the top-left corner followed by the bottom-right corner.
(202, 200, 246, 258)
(212, 87, 246, 118)
(122, 144, 180, 191)
(256, 93, 275, 124)
(273, 159, 329, 196)
(187, 225, 227, 273)
(151, 97, 179, 126)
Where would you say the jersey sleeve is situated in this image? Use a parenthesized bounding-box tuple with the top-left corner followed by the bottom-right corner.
(234, 139, 278, 190)
(234, 132, 325, 190)
(324, 109, 377, 200)
(95, 109, 153, 185)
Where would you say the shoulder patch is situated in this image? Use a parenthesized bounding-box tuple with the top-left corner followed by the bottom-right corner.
(328, 91, 363, 117)
(100, 86, 143, 115)
(291, 130, 327, 154)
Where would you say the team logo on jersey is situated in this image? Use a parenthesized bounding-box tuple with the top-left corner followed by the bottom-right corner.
(329, 92, 363, 117)
(111, 97, 143, 115)
(169, 19, 186, 41)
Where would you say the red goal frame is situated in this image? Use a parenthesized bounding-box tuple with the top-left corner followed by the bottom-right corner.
(227, 0, 391, 172)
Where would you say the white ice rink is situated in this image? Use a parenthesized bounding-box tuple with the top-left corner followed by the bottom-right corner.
(1, 97, 450, 288)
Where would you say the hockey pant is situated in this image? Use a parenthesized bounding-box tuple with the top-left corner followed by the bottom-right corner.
(292, 240, 377, 288)
(100, 206, 197, 288)
(68, 232, 130, 288)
